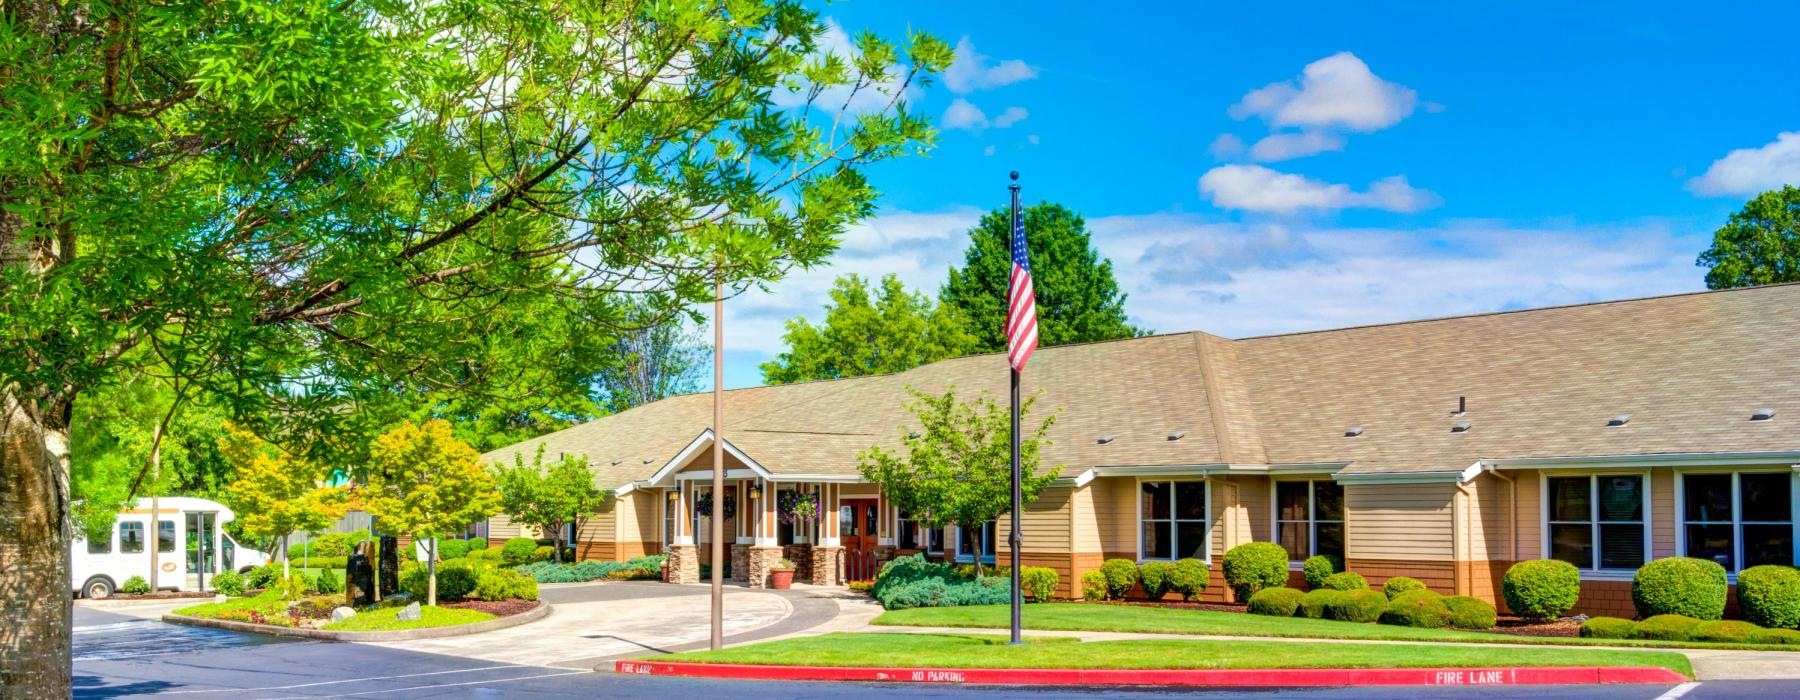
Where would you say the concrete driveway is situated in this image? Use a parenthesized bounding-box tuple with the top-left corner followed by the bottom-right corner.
(371, 580, 844, 670)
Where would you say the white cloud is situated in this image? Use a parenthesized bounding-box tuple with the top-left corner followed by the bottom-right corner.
(1209, 134, 1245, 160)
(1230, 52, 1418, 132)
(1248, 130, 1345, 161)
(1687, 131, 1800, 196)
(983, 145, 996, 157)
(993, 107, 1030, 128)
(942, 98, 988, 130)
(1198, 164, 1440, 214)
(944, 37, 1037, 94)
(1028, 134, 1040, 145)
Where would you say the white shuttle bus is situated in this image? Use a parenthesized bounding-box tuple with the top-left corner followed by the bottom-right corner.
(71, 496, 270, 599)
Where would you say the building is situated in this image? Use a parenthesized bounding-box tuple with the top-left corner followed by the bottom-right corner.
(479, 283, 1799, 617)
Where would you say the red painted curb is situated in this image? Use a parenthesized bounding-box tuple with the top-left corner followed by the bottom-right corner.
(613, 661, 1687, 687)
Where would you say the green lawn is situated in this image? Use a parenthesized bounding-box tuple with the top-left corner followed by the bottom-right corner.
(874, 603, 1800, 652)
(651, 632, 1692, 677)
(173, 590, 289, 618)
(321, 605, 494, 632)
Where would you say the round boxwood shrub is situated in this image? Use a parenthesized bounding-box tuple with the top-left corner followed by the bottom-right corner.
(1138, 561, 1176, 600)
(1323, 589, 1388, 623)
(1247, 587, 1305, 617)
(1081, 569, 1109, 601)
(1737, 565, 1800, 630)
(402, 561, 479, 600)
(1302, 555, 1340, 590)
(1632, 614, 1703, 641)
(1321, 571, 1368, 591)
(1223, 542, 1289, 601)
(437, 539, 471, 561)
(1633, 557, 1727, 620)
(467, 537, 488, 552)
(1382, 576, 1427, 599)
(1169, 558, 1209, 601)
(1100, 558, 1140, 599)
(1297, 589, 1345, 619)
(1501, 559, 1581, 621)
(1443, 595, 1498, 629)
(1692, 620, 1762, 644)
(501, 537, 538, 566)
(1379, 589, 1450, 628)
(1579, 617, 1638, 639)
(1750, 628, 1800, 645)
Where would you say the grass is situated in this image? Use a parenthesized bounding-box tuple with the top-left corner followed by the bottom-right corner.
(873, 603, 1800, 652)
(651, 632, 1693, 677)
(173, 590, 289, 618)
(321, 605, 494, 632)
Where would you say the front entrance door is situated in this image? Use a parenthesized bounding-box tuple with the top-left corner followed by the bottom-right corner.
(840, 498, 880, 582)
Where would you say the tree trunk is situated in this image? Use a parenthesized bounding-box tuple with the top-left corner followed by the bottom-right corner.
(1, 389, 75, 695)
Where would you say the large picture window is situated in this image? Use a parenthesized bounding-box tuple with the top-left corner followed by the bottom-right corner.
(954, 521, 996, 563)
(1682, 472, 1794, 571)
(897, 510, 943, 553)
(1546, 475, 1646, 571)
(1139, 481, 1208, 561)
(1276, 480, 1344, 561)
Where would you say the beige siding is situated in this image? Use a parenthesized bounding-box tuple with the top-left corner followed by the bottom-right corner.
(1070, 482, 1100, 552)
(1346, 482, 1455, 561)
(1651, 469, 1676, 559)
(1092, 477, 1137, 555)
(487, 513, 525, 541)
(1516, 470, 1542, 559)
(1214, 476, 1270, 554)
(997, 486, 1074, 553)
(618, 491, 658, 545)
(1461, 472, 1515, 561)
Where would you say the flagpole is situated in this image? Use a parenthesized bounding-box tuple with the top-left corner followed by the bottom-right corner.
(1007, 171, 1023, 646)
(710, 264, 725, 651)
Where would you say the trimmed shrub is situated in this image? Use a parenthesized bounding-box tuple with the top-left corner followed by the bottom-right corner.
(501, 538, 538, 566)
(1322, 589, 1387, 623)
(475, 568, 540, 601)
(873, 558, 1012, 610)
(531, 545, 557, 563)
(1321, 571, 1368, 591)
(1633, 557, 1728, 620)
(401, 561, 479, 601)
(467, 537, 488, 552)
(1692, 620, 1761, 644)
(1247, 587, 1305, 617)
(1737, 565, 1800, 630)
(1297, 589, 1345, 619)
(346, 530, 370, 547)
(212, 570, 247, 597)
(1579, 617, 1638, 639)
(1100, 559, 1140, 599)
(246, 564, 280, 590)
(1301, 555, 1340, 590)
(313, 568, 342, 595)
(1081, 569, 1109, 601)
(468, 547, 503, 562)
(437, 539, 470, 561)
(1138, 561, 1175, 600)
(120, 575, 151, 595)
(309, 532, 349, 557)
(1443, 595, 1497, 630)
(1749, 628, 1800, 645)
(1379, 589, 1450, 628)
(289, 556, 347, 569)
(620, 554, 666, 579)
(1502, 559, 1582, 621)
(1020, 567, 1057, 602)
(952, 564, 1011, 579)
(1382, 576, 1427, 599)
(1632, 614, 1703, 641)
(1169, 558, 1209, 601)
(1222, 542, 1288, 601)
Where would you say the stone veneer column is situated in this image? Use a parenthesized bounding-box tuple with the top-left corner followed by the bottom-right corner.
(809, 546, 843, 586)
(747, 546, 785, 588)
(729, 543, 748, 583)
(666, 544, 700, 584)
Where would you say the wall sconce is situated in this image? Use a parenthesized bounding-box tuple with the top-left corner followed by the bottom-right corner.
(748, 482, 763, 500)
(668, 483, 682, 501)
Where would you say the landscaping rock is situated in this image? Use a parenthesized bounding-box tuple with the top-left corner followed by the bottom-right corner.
(398, 602, 421, 621)
(214, 594, 228, 603)
(330, 606, 356, 623)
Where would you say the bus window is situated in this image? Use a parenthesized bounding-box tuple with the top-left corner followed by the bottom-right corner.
(120, 522, 145, 553)
(158, 521, 176, 553)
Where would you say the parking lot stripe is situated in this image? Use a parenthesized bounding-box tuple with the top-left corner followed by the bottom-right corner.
(146, 665, 531, 694)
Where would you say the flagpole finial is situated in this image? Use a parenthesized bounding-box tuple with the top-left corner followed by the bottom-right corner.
(1009, 170, 1019, 181)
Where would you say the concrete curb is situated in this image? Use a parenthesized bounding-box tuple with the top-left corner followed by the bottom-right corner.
(612, 661, 1688, 687)
(162, 600, 550, 642)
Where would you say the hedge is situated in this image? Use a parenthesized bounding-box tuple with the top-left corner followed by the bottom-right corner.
(1633, 557, 1727, 620)
(1168, 558, 1209, 601)
(1579, 617, 1638, 639)
(1301, 555, 1340, 590)
(1750, 628, 1800, 645)
(1379, 589, 1449, 628)
(1138, 561, 1175, 600)
(1443, 595, 1497, 629)
(474, 568, 540, 601)
(1100, 559, 1140, 599)
(1081, 569, 1109, 601)
(1382, 576, 1427, 599)
(1321, 571, 1368, 591)
(1322, 589, 1387, 623)
(1297, 589, 1345, 619)
(1246, 587, 1305, 617)
(1737, 565, 1800, 629)
(1631, 614, 1702, 641)
(1222, 542, 1288, 601)
(288, 556, 348, 569)
(1692, 620, 1761, 644)
(1501, 559, 1581, 621)
(1020, 567, 1058, 602)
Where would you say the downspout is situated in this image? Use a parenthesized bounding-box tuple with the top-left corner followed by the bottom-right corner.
(1483, 465, 1518, 562)
(1451, 482, 1469, 596)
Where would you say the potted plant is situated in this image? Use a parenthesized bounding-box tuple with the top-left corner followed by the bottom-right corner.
(770, 559, 797, 590)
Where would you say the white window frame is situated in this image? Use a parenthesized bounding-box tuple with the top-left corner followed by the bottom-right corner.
(1271, 479, 1346, 563)
(1135, 478, 1211, 563)
(661, 490, 677, 546)
(1539, 472, 1652, 574)
(953, 521, 997, 563)
(1674, 469, 1799, 574)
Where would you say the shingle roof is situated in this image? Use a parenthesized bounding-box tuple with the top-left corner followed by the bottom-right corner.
(482, 283, 1800, 485)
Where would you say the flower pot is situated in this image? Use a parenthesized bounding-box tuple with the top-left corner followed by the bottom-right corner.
(770, 568, 795, 590)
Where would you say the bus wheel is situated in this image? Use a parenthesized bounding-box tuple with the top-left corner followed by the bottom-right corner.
(83, 576, 115, 600)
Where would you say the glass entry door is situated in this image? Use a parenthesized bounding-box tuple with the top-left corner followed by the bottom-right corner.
(185, 512, 218, 573)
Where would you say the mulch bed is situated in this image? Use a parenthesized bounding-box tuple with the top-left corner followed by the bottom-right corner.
(440, 599, 538, 617)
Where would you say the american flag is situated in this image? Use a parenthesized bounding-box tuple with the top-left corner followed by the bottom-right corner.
(1004, 204, 1038, 371)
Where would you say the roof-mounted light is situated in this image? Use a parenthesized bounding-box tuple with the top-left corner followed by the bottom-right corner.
(1607, 414, 1631, 427)
(1752, 408, 1776, 421)
(1344, 426, 1364, 438)
(1450, 421, 1472, 433)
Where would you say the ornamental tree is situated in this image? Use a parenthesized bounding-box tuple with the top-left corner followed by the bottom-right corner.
(857, 386, 1059, 577)
(494, 447, 611, 563)
(0, 2, 948, 691)
(363, 421, 501, 606)
(220, 424, 350, 579)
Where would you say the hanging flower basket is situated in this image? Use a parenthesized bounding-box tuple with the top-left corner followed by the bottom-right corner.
(694, 493, 736, 520)
(777, 490, 821, 525)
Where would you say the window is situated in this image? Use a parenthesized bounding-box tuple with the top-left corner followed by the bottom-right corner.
(157, 520, 176, 553)
(1682, 472, 1794, 572)
(1139, 480, 1208, 561)
(1276, 480, 1344, 561)
(86, 529, 111, 554)
(955, 521, 996, 562)
(1546, 475, 1646, 571)
(897, 510, 944, 553)
(663, 492, 677, 544)
(119, 522, 144, 554)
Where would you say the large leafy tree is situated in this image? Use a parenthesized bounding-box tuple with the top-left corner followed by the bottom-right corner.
(594, 299, 709, 413)
(70, 374, 235, 540)
(762, 273, 975, 384)
(857, 386, 1059, 577)
(939, 203, 1146, 351)
(363, 420, 501, 606)
(494, 447, 612, 563)
(219, 424, 350, 579)
(1697, 185, 1800, 289)
(0, 2, 949, 690)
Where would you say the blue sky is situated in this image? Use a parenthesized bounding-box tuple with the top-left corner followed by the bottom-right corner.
(708, 1, 1800, 388)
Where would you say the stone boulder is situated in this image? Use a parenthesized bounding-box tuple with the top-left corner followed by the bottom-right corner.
(330, 606, 356, 623)
(398, 602, 421, 622)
